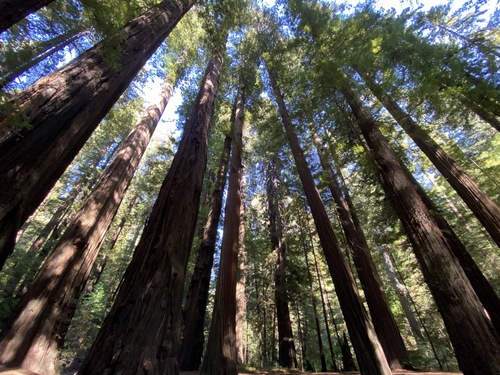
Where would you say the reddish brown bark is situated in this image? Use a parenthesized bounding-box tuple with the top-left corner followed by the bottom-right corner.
(178, 135, 231, 370)
(0, 0, 54, 33)
(0, 79, 175, 374)
(311, 127, 410, 369)
(340, 80, 500, 374)
(79, 50, 223, 375)
(361, 72, 500, 247)
(266, 161, 298, 369)
(0, 0, 192, 270)
(267, 66, 391, 375)
(202, 85, 245, 375)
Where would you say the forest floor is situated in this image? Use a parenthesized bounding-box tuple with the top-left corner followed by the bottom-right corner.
(182, 370, 462, 375)
(0, 367, 462, 374)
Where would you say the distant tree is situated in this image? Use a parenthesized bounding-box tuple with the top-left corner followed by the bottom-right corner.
(266, 160, 298, 369)
(178, 135, 231, 370)
(310, 124, 411, 369)
(202, 84, 245, 375)
(267, 65, 391, 375)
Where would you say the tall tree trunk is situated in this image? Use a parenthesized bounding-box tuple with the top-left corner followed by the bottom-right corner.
(339, 80, 500, 374)
(378, 247, 424, 344)
(360, 72, 500, 247)
(311, 125, 410, 369)
(0, 31, 87, 89)
(178, 135, 231, 371)
(201, 85, 245, 375)
(301, 235, 327, 372)
(310, 240, 339, 371)
(266, 160, 298, 369)
(0, 0, 192, 269)
(404, 160, 500, 334)
(295, 303, 306, 371)
(0, 0, 54, 33)
(457, 93, 500, 131)
(236, 173, 248, 365)
(79, 49, 223, 375)
(379, 246, 445, 369)
(267, 66, 391, 375)
(0, 77, 176, 374)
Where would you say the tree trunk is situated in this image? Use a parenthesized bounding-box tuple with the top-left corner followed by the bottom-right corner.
(379, 247, 444, 369)
(379, 247, 425, 343)
(78, 49, 223, 375)
(311, 126, 410, 369)
(267, 66, 391, 375)
(0, 31, 87, 89)
(295, 303, 307, 371)
(310, 241, 339, 371)
(236, 173, 248, 365)
(301, 235, 327, 372)
(361, 72, 500, 247)
(0, 77, 176, 374)
(266, 160, 298, 369)
(0, 0, 54, 33)
(340, 80, 500, 375)
(201, 85, 245, 375)
(0, 0, 192, 270)
(457, 93, 500, 131)
(178, 135, 231, 371)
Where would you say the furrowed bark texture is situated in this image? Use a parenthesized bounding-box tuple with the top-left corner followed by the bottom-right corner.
(79, 51, 223, 375)
(403, 158, 500, 335)
(178, 135, 231, 371)
(340, 81, 500, 375)
(0, 0, 54, 33)
(311, 127, 410, 369)
(0, 81, 174, 374)
(266, 161, 298, 369)
(361, 73, 500, 248)
(201, 86, 245, 375)
(267, 66, 391, 375)
(0, 0, 192, 269)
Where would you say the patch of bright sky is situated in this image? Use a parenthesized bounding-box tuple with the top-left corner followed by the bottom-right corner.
(145, 0, 498, 144)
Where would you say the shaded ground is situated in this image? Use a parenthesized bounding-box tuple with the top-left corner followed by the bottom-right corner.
(237, 371, 461, 375)
(0, 367, 462, 375)
(181, 370, 461, 375)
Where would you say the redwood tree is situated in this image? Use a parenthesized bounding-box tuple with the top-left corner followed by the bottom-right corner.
(339, 78, 500, 374)
(359, 71, 500, 248)
(79, 48, 224, 375)
(266, 160, 298, 369)
(0, 74, 178, 374)
(178, 135, 232, 370)
(202, 85, 245, 375)
(0, 0, 192, 269)
(267, 65, 391, 375)
(310, 125, 410, 369)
